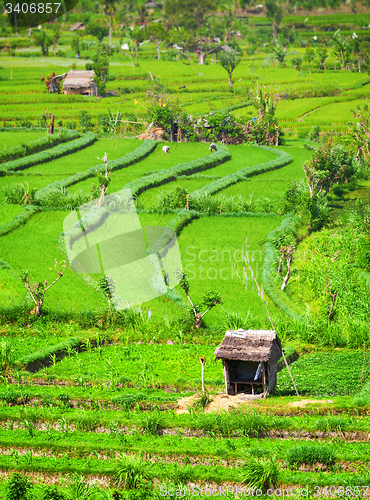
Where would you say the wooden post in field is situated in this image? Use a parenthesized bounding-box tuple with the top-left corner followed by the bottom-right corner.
(199, 356, 206, 394)
(262, 361, 266, 397)
(50, 114, 54, 135)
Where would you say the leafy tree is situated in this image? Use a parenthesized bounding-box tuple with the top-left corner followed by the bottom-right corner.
(303, 144, 357, 199)
(71, 35, 81, 58)
(79, 111, 93, 132)
(273, 42, 287, 64)
(98, 273, 115, 311)
(291, 56, 303, 71)
(146, 22, 168, 60)
(178, 271, 222, 328)
(86, 44, 112, 93)
(265, 0, 284, 39)
(128, 26, 147, 58)
(99, 0, 118, 45)
(332, 34, 351, 70)
(33, 29, 51, 56)
(6, 473, 33, 500)
(218, 49, 240, 89)
(317, 46, 328, 71)
(86, 21, 109, 45)
(347, 105, 370, 164)
(304, 47, 316, 73)
(164, 0, 216, 37)
(51, 25, 61, 56)
(247, 82, 283, 145)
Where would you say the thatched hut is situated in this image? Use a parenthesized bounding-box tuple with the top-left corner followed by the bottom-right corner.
(63, 70, 98, 96)
(214, 329, 282, 396)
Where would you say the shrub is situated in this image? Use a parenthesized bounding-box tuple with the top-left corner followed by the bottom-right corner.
(240, 455, 279, 490)
(43, 486, 66, 500)
(286, 444, 336, 469)
(6, 472, 33, 500)
(111, 454, 150, 489)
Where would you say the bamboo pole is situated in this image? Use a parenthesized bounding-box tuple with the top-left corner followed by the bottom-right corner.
(199, 357, 206, 394)
(244, 248, 300, 397)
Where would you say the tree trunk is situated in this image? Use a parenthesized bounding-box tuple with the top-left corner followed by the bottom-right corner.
(198, 52, 206, 65)
(30, 298, 43, 316)
(277, 253, 284, 275)
(281, 255, 292, 291)
(157, 42, 160, 60)
(228, 75, 233, 89)
(195, 312, 202, 329)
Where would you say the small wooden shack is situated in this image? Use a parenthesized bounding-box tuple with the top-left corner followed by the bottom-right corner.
(63, 70, 98, 96)
(214, 329, 282, 396)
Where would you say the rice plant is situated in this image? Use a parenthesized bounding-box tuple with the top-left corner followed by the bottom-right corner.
(64, 473, 94, 499)
(0, 341, 14, 376)
(168, 464, 195, 485)
(192, 390, 214, 409)
(286, 444, 336, 469)
(140, 410, 165, 435)
(240, 455, 279, 490)
(40, 186, 90, 209)
(314, 416, 348, 432)
(110, 454, 149, 489)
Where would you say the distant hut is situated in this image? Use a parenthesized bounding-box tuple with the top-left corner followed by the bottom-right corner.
(214, 329, 282, 396)
(70, 22, 85, 31)
(63, 70, 98, 96)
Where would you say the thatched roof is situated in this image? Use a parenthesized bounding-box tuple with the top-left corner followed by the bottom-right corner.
(208, 44, 233, 54)
(214, 329, 282, 363)
(63, 70, 95, 89)
(70, 22, 85, 31)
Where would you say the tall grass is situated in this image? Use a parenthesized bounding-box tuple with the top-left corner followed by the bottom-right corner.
(240, 455, 279, 490)
(192, 410, 271, 437)
(286, 444, 336, 469)
(111, 454, 149, 489)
